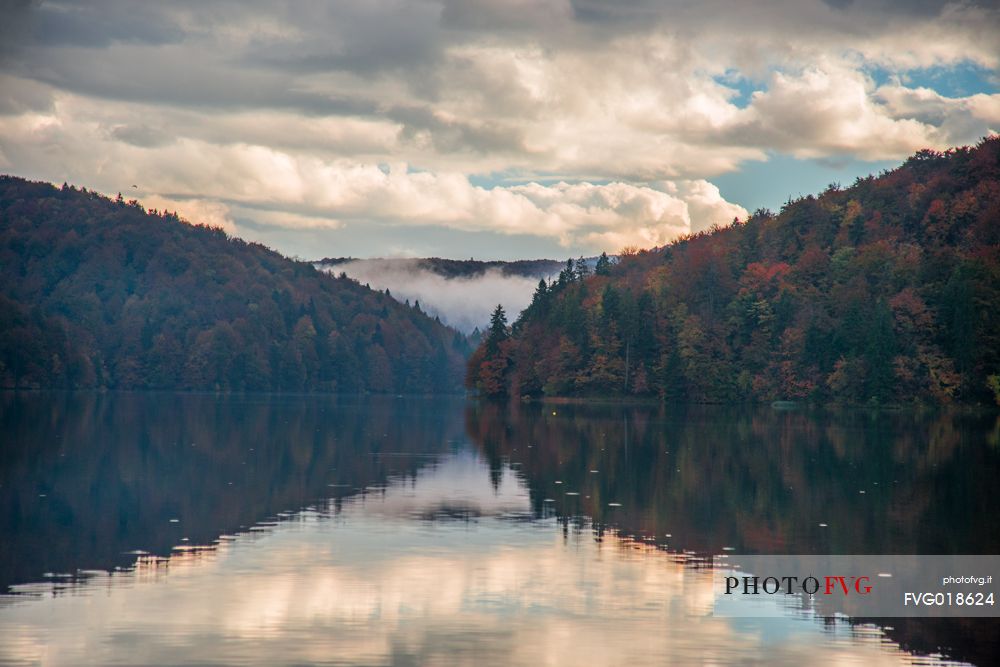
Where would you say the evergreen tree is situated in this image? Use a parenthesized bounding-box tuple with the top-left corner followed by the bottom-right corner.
(557, 258, 575, 287)
(463, 137, 1000, 403)
(529, 279, 549, 316)
(486, 304, 508, 354)
(600, 284, 620, 328)
(865, 299, 897, 403)
(595, 252, 611, 275)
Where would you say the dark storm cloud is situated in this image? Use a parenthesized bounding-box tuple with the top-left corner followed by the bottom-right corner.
(27, 1, 184, 48)
(1, 1, 443, 119)
(10, 41, 379, 117)
(0, 0, 38, 63)
(0, 0, 184, 75)
(568, 0, 675, 27)
(440, 0, 572, 31)
(253, 43, 436, 77)
(822, 0, 999, 14)
(248, 1, 444, 75)
(108, 123, 174, 148)
(2, 0, 993, 118)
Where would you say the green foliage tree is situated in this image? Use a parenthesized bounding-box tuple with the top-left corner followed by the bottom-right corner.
(466, 136, 1000, 404)
(0, 176, 466, 393)
(486, 304, 508, 353)
(595, 252, 612, 275)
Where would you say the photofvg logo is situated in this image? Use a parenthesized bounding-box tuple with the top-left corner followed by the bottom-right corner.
(724, 574, 872, 596)
(712, 555, 1000, 618)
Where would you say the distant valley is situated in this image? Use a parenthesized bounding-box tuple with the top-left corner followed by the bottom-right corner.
(315, 257, 570, 333)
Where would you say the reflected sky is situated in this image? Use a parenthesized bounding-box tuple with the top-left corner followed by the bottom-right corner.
(0, 394, 996, 665)
(0, 453, 957, 667)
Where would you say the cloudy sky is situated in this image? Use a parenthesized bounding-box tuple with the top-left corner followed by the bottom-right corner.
(1, 0, 998, 260)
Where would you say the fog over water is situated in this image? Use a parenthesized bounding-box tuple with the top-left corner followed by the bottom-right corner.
(323, 259, 553, 333)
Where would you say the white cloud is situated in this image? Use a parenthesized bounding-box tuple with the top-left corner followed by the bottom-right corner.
(876, 84, 1000, 139)
(0, 97, 747, 252)
(142, 195, 237, 235)
(0, 452, 940, 667)
(721, 63, 944, 160)
(0, 0, 998, 256)
(848, 2, 1000, 71)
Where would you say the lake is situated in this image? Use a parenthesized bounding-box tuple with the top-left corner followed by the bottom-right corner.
(1, 393, 998, 665)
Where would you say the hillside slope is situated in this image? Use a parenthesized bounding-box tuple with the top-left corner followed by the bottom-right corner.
(0, 177, 468, 392)
(314, 256, 571, 335)
(468, 138, 1000, 404)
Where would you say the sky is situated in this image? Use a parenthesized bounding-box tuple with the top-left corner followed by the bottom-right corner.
(0, 0, 998, 260)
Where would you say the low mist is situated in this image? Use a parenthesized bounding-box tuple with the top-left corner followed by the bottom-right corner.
(323, 259, 551, 333)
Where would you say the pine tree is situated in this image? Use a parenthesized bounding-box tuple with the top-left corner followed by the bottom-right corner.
(529, 279, 549, 315)
(595, 252, 611, 275)
(486, 304, 508, 354)
(557, 258, 575, 286)
(865, 299, 897, 403)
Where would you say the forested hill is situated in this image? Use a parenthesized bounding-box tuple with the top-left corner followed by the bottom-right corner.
(467, 137, 1000, 405)
(0, 177, 468, 392)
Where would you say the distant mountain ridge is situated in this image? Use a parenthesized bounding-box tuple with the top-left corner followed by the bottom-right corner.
(316, 257, 566, 279)
(314, 256, 586, 335)
(467, 137, 1000, 405)
(0, 177, 468, 392)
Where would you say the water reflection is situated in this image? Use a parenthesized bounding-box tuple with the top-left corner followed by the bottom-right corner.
(465, 402, 1000, 555)
(0, 394, 997, 665)
(0, 392, 463, 593)
(465, 401, 1000, 664)
(0, 453, 957, 667)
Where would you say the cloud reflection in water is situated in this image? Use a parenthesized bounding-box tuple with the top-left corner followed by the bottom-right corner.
(0, 451, 960, 666)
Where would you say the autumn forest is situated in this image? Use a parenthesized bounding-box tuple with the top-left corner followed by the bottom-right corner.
(2, 137, 999, 405)
(468, 137, 1000, 405)
(0, 178, 468, 393)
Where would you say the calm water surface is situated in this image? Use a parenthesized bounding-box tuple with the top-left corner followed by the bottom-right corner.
(0, 393, 998, 666)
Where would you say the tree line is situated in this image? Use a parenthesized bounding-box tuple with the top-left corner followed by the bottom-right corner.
(468, 137, 1000, 405)
(0, 177, 469, 392)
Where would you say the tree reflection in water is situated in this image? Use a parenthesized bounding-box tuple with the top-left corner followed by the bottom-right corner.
(1, 394, 997, 665)
(466, 400, 1000, 665)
